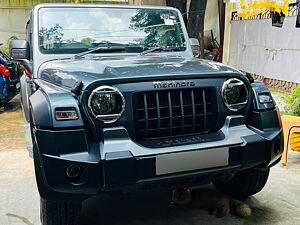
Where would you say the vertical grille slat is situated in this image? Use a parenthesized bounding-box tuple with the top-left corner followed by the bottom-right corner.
(135, 87, 214, 140)
(179, 90, 184, 134)
(156, 92, 161, 136)
(190, 89, 196, 132)
(143, 93, 149, 138)
(167, 91, 173, 136)
(202, 89, 207, 130)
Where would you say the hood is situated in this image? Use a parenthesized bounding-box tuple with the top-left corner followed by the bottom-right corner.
(39, 56, 243, 89)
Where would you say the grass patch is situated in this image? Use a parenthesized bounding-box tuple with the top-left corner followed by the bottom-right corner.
(280, 111, 295, 116)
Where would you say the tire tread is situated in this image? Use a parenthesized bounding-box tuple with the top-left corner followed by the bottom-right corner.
(40, 198, 81, 225)
(213, 168, 270, 199)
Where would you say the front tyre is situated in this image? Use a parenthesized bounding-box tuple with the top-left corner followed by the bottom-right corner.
(213, 168, 270, 199)
(40, 197, 81, 225)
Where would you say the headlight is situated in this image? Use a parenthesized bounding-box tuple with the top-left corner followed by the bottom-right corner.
(222, 78, 248, 111)
(88, 86, 125, 123)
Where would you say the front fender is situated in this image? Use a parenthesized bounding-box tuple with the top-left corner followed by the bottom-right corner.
(29, 80, 84, 128)
(29, 89, 52, 127)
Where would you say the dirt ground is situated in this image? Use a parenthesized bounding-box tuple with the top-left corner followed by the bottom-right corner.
(0, 97, 26, 150)
(1, 95, 300, 225)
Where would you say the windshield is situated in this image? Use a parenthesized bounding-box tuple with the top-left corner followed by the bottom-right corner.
(38, 7, 186, 54)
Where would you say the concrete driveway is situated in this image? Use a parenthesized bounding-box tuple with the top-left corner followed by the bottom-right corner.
(1, 95, 300, 225)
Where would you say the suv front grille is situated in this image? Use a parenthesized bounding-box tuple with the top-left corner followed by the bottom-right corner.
(135, 88, 215, 140)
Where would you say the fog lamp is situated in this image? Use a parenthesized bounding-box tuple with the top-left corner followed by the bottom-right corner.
(66, 164, 81, 178)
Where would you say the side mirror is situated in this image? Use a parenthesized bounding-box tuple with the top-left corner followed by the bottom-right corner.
(9, 39, 30, 61)
(9, 39, 32, 73)
(189, 38, 200, 57)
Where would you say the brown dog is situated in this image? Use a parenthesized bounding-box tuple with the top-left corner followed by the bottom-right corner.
(171, 188, 252, 218)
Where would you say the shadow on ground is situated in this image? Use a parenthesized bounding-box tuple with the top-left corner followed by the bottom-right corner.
(0, 98, 21, 114)
(80, 189, 278, 225)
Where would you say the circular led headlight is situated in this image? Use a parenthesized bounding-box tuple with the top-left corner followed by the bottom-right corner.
(92, 93, 116, 115)
(88, 86, 125, 123)
(222, 78, 248, 111)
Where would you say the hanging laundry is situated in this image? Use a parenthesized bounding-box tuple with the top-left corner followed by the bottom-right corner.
(236, 0, 289, 19)
(272, 11, 285, 27)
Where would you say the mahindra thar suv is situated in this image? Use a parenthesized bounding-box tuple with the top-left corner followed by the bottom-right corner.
(10, 3, 283, 225)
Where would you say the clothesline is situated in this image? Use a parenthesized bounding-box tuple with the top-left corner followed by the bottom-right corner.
(235, 0, 290, 19)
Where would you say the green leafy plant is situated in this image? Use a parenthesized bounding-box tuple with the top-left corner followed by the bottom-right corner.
(0, 45, 9, 54)
(286, 84, 300, 116)
(0, 35, 18, 54)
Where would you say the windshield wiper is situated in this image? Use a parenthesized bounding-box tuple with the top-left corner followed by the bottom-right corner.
(140, 46, 183, 56)
(74, 46, 126, 59)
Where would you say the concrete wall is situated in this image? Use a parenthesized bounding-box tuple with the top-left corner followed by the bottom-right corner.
(229, 17, 300, 83)
(222, 1, 297, 64)
(0, 8, 29, 45)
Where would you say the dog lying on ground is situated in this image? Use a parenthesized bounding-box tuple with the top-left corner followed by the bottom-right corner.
(171, 188, 252, 218)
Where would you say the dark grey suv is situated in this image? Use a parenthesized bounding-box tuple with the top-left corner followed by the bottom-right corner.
(10, 4, 283, 225)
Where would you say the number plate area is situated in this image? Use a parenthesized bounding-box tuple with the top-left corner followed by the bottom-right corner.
(155, 147, 229, 175)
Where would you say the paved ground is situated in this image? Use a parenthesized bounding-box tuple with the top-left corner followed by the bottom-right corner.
(1, 95, 300, 225)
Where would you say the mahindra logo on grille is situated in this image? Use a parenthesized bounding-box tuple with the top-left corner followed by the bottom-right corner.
(153, 81, 195, 89)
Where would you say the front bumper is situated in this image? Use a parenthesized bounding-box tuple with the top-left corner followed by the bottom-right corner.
(33, 113, 282, 201)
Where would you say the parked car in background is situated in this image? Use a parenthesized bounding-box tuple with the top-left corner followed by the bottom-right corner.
(0, 46, 21, 106)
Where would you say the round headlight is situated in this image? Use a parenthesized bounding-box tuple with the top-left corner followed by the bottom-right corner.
(88, 86, 125, 123)
(92, 93, 116, 115)
(222, 78, 248, 111)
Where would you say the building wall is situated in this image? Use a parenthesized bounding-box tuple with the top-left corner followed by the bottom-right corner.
(223, 1, 296, 64)
(229, 16, 300, 83)
(0, 8, 30, 45)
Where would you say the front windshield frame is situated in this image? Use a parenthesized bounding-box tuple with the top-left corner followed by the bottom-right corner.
(38, 6, 188, 55)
